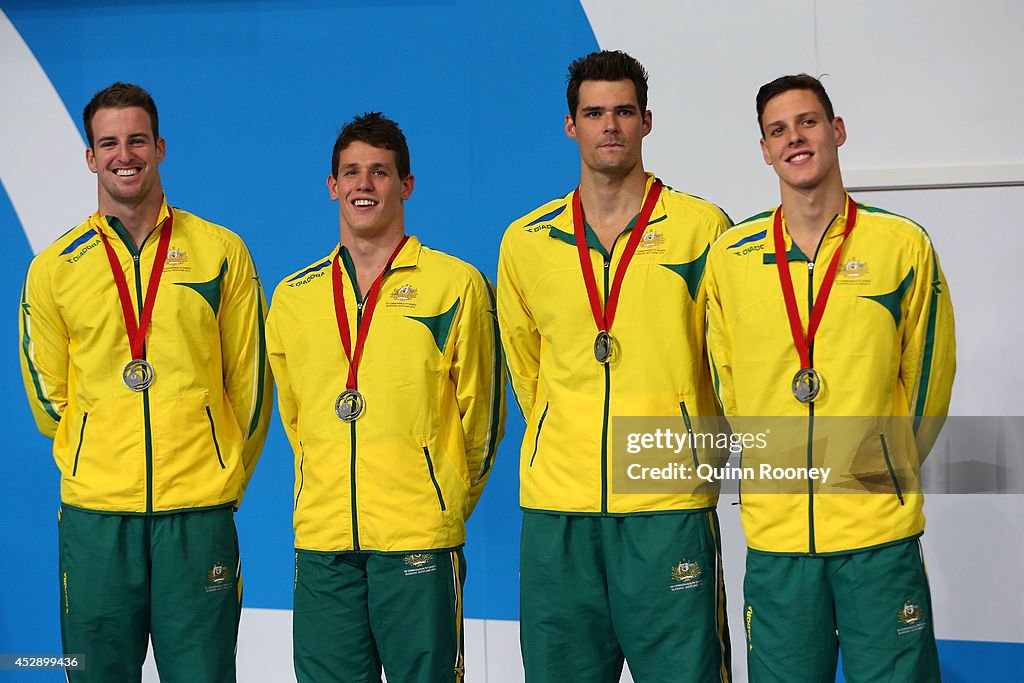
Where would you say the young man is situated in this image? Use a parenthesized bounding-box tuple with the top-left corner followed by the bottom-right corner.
(498, 51, 732, 682)
(704, 75, 956, 681)
(266, 113, 505, 683)
(18, 82, 272, 682)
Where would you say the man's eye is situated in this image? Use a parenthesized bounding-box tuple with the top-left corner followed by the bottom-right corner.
(618, 109, 634, 116)
(373, 169, 387, 176)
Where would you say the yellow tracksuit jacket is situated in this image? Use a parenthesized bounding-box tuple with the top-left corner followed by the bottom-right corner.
(498, 174, 731, 514)
(705, 199, 956, 554)
(19, 200, 272, 513)
(266, 237, 506, 553)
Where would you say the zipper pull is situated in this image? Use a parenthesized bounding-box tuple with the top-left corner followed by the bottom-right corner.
(133, 253, 140, 265)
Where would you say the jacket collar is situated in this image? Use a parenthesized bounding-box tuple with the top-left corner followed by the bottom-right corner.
(545, 173, 666, 252)
(90, 197, 172, 249)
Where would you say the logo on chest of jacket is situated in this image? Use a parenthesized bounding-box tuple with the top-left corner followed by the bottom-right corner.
(836, 257, 870, 284)
(403, 553, 437, 576)
(387, 284, 418, 308)
(165, 246, 191, 271)
(204, 561, 235, 593)
(637, 230, 667, 254)
(669, 558, 703, 591)
(896, 599, 927, 635)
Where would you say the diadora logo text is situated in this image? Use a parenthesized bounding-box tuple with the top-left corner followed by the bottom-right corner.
(288, 271, 324, 287)
(526, 223, 554, 233)
(731, 243, 764, 256)
(64, 238, 101, 264)
(727, 230, 767, 257)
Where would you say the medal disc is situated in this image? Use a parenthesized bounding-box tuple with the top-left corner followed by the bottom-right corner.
(792, 367, 821, 403)
(122, 359, 155, 392)
(335, 389, 365, 422)
(594, 331, 614, 364)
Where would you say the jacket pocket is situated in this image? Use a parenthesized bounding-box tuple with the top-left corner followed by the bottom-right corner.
(72, 412, 89, 477)
(679, 401, 700, 469)
(879, 433, 904, 505)
(529, 402, 550, 467)
(205, 406, 226, 469)
(294, 443, 304, 511)
(422, 445, 447, 512)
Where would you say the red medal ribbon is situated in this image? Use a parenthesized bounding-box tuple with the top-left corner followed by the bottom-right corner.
(572, 179, 663, 333)
(331, 235, 409, 391)
(773, 196, 858, 369)
(99, 209, 173, 361)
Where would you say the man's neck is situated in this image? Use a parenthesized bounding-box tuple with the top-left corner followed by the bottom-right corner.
(100, 193, 164, 249)
(340, 228, 406, 297)
(578, 164, 648, 252)
(779, 180, 847, 260)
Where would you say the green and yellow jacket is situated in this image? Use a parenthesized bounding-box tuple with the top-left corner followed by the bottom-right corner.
(266, 237, 505, 553)
(705, 198, 955, 554)
(498, 174, 731, 514)
(19, 200, 272, 514)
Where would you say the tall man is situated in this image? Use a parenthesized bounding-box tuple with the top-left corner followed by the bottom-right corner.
(18, 82, 272, 682)
(498, 51, 732, 682)
(266, 113, 505, 683)
(705, 75, 955, 681)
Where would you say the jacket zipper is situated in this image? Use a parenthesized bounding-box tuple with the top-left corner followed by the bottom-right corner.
(128, 244, 156, 514)
(600, 251, 612, 515)
(350, 299, 364, 551)
(72, 412, 89, 476)
(422, 445, 447, 511)
(529, 403, 549, 467)
(205, 406, 226, 468)
(804, 216, 838, 555)
(879, 433, 905, 505)
(806, 259, 816, 554)
(679, 401, 700, 469)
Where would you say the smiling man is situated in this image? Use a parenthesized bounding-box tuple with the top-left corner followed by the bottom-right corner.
(498, 51, 733, 682)
(265, 112, 505, 683)
(18, 82, 272, 682)
(704, 74, 956, 681)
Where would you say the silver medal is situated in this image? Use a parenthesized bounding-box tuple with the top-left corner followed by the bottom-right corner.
(335, 389, 366, 422)
(791, 367, 821, 403)
(594, 331, 614, 364)
(122, 359, 155, 392)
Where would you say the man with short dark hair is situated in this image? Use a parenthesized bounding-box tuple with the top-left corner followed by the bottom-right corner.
(498, 51, 733, 681)
(19, 81, 272, 682)
(705, 74, 955, 681)
(266, 112, 505, 683)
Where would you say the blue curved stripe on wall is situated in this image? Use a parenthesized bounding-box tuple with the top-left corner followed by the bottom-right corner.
(0, 2, 598, 668)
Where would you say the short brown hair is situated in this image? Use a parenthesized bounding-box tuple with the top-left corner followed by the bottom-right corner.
(82, 82, 159, 148)
(566, 50, 649, 122)
(331, 112, 411, 180)
(756, 74, 835, 137)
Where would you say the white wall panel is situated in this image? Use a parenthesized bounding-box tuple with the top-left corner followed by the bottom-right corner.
(818, 0, 1024, 185)
(580, 0, 818, 220)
